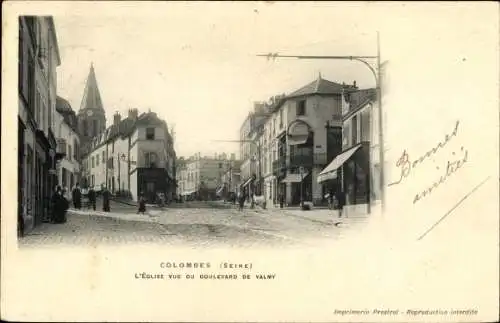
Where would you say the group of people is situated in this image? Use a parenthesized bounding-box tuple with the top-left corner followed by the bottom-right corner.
(327, 189, 346, 218)
(70, 183, 112, 212)
(50, 185, 70, 223)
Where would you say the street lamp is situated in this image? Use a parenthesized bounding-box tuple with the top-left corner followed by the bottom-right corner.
(257, 32, 385, 213)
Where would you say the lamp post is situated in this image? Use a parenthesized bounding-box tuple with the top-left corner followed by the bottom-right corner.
(257, 32, 385, 213)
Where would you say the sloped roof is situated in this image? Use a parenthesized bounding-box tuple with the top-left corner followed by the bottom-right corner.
(344, 88, 376, 110)
(79, 63, 104, 112)
(286, 75, 357, 99)
(81, 111, 171, 158)
(56, 96, 78, 132)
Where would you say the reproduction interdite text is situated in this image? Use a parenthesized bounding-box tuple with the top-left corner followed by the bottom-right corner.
(333, 308, 478, 317)
(134, 262, 276, 281)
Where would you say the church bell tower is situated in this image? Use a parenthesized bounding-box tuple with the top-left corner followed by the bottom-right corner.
(77, 63, 107, 150)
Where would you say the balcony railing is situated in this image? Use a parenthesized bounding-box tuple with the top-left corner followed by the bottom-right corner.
(272, 158, 286, 176)
(56, 138, 66, 154)
(287, 153, 329, 168)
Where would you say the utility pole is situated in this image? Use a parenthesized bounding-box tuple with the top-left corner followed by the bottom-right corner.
(257, 32, 386, 213)
(228, 160, 232, 201)
(117, 153, 121, 193)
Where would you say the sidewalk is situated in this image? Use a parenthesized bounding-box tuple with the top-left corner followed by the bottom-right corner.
(261, 204, 371, 228)
(69, 208, 159, 223)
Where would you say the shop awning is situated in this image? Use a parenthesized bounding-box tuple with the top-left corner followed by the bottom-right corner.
(288, 136, 308, 145)
(317, 144, 362, 183)
(317, 170, 338, 183)
(182, 190, 196, 196)
(281, 172, 309, 183)
(241, 178, 253, 187)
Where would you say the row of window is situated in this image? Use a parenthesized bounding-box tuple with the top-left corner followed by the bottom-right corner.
(19, 17, 53, 134)
(85, 151, 160, 170)
(343, 112, 370, 147)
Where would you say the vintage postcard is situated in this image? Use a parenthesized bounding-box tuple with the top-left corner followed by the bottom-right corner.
(1, 1, 499, 322)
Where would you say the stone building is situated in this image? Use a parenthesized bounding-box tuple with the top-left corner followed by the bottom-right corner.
(18, 16, 61, 235)
(77, 64, 176, 202)
(241, 74, 354, 207)
(54, 96, 80, 194)
(177, 153, 232, 200)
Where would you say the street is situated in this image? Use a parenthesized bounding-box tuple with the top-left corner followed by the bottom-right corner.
(19, 199, 369, 248)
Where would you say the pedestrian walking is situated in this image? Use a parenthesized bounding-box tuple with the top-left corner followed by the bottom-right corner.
(72, 183, 82, 209)
(328, 189, 334, 210)
(279, 193, 284, 209)
(102, 187, 111, 212)
(335, 189, 346, 218)
(137, 193, 146, 214)
(88, 186, 97, 211)
(238, 191, 245, 211)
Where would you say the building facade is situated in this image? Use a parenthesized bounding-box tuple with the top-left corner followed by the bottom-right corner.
(244, 75, 354, 207)
(54, 97, 80, 195)
(217, 157, 241, 200)
(18, 16, 61, 235)
(80, 109, 176, 203)
(177, 153, 232, 200)
(341, 88, 378, 205)
(77, 65, 176, 202)
(238, 102, 274, 200)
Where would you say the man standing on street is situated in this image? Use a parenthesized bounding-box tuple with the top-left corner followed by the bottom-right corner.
(72, 183, 82, 209)
(88, 186, 96, 211)
(335, 189, 346, 218)
(102, 186, 111, 212)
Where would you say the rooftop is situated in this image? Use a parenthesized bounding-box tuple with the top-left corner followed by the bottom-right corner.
(286, 74, 358, 99)
(79, 63, 105, 112)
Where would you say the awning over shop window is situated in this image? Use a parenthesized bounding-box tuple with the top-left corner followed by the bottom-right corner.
(216, 185, 225, 195)
(241, 178, 253, 187)
(182, 190, 196, 196)
(281, 172, 309, 183)
(317, 144, 362, 183)
(288, 136, 308, 146)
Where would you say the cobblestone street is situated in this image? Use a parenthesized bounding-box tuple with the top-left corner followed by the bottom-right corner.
(19, 201, 369, 248)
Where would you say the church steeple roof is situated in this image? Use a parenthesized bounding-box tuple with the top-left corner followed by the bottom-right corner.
(79, 63, 104, 112)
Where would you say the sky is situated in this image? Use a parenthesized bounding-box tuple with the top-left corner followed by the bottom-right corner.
(53, 2, 378, 158)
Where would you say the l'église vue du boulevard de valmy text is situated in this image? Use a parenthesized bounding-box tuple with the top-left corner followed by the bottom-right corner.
(18, 15, 385, 247)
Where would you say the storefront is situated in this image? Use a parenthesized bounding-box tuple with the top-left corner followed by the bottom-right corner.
(136, 168, 168, 203)
(18, 118, 26, 237)
(317, 142, 370, 206)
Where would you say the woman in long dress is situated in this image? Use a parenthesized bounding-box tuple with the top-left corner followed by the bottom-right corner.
(137, 193, 146, 214)
(52, 186, 69, 224)
(102, 187, 111, 212)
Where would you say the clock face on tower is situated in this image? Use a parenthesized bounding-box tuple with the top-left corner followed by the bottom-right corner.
(87, 110, 94, 117)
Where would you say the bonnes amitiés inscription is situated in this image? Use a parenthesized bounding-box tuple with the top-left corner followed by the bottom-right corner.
(389, 121, 468, 203)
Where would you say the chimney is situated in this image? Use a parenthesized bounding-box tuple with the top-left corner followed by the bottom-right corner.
(113, 112, 121, 126)
(353, 80, 357, 88)
(128, 108, 138, 120)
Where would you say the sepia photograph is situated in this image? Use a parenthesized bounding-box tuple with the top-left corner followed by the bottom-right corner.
(17, 12, 386, 248)
(3, 2, 498, 322)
